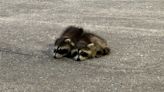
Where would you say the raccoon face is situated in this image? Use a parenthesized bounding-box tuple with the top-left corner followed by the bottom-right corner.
(72, 43, 96, 61)
(53, 38, 75, 58)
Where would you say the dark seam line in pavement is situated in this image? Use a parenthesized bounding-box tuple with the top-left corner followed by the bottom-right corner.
(0, 49, 35, 57)
(0, 48, 51, 60)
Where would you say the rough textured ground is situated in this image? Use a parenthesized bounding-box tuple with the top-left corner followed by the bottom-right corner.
(0, 0, 164, 92)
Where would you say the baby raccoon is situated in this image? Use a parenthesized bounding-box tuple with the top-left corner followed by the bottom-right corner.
(71, 32, 110, 61)
(53, 26, 83, 58)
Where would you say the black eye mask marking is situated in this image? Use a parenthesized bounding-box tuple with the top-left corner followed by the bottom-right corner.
(80, 51, 89, 57)
(58, 49, 69, 54)
(72, 51, 78, 57)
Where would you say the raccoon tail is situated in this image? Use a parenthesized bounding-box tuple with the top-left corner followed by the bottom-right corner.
(103, 47, 110, 55)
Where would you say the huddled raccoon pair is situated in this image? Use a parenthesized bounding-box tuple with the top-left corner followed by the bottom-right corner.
(53, 26, 110, 61)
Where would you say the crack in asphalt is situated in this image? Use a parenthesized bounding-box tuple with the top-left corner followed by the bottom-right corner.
(0, 47, 54, 61)
(0, 48, 37, 57)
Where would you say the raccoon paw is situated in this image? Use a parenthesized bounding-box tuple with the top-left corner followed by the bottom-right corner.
(103, 47, 110, 55)
(95, 51, 103, 58)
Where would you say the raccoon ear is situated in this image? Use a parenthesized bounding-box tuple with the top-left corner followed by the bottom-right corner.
(65, 39, 75, 46)
(65, 38, 71, 43)
(87, 43, 94, 48)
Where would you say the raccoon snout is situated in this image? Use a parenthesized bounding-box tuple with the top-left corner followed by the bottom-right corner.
(74, 55, 80, 61)
(76, 58, 80, 61)
(53, 55, 57, 58)
(53, 52, 63, 59)
(53, 49, 57, 53)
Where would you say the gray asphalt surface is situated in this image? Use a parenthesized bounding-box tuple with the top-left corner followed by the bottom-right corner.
(0, 0, 164, 92)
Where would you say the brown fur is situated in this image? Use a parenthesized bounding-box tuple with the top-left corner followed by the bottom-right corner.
(61, 26, 83, 44)
(73, 32, 110, 61)
(54, 26, 84, 58)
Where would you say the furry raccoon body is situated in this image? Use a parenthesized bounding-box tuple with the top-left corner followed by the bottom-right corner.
(53, 26, 83, 58)
(72, 32, 110, 61)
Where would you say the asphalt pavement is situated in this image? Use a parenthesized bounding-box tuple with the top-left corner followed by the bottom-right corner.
(0, 0, 164, 92)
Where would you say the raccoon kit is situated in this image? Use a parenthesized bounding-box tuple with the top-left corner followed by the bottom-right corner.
(53, 26, 83, 58)
(71, 32, 110, 61)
